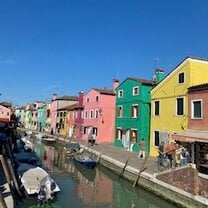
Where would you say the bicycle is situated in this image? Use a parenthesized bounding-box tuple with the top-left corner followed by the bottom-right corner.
(156, 153, 171, 171)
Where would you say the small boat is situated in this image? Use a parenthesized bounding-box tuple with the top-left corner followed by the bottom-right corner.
(15, 151, 41, 166)
(64, 142, 80, 156)
(17, 163, 60, 199)
(74, 153, 97, 168)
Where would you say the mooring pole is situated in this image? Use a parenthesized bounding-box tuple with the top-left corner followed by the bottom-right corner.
(133, 154, 149, 188)
(0, 155, 11, 186)
(0, 192, 7, 208)
(7, 159, 21, 196)
(118, 157, 129, 179)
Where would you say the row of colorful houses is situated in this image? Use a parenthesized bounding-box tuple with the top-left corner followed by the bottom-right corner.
(13, 56, 208, 171)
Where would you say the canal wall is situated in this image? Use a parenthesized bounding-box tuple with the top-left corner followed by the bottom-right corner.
(81, 144, 208, 208)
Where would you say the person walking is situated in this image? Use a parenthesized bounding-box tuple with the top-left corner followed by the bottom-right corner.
(137, 138, 146, 159)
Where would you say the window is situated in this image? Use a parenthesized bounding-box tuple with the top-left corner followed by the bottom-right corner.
(80, 125, 84, 133)
(130, 129, 137, 141)
(154, 101, 160, 116)
(154, 131, 159, 146)
(86, 97, 90, 103)
(95, 110, 99, 118)
(191, 100, 202, 119)
(176, 97, 184, 116)
(178, 72, 185, 84)
(133, 86, 139, 96)
(117, 106, 123, 117)
(84, 127, 87, 134)
(81, 111, 84, 118)
(131, 105, 138, 118)
(118, 90, 123, 98)
(116, 128, 122, 139)
(95, 96, 99, 102)
(90, 110, 93, 119)
(84, 111, 88, 118)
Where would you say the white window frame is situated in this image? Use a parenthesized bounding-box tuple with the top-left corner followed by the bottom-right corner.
(84, 111, 88, 119)
(191, 99, 202, 119)
(131, 104, 138, 118)
(118, 90, 123, 98)
(133, 86, 139, 96)
(90, 110, 93, 119)
(117, 105, 123, 118)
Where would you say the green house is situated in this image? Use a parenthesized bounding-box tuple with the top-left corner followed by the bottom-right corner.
(114, 77, 155, 153)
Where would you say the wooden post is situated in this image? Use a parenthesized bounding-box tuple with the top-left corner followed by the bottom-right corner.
(133, 154, 149, 188)
(0, 155, 11, 186)
(0, 192, 7, 208)
(118, 157, 129, 179)
(7, 159, 22, 196)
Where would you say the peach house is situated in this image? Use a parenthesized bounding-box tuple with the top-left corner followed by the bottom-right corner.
(0, 104, 11, 122)
(81, 80, 119, 144)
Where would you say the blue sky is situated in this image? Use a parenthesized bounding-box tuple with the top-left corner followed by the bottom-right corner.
(1, 0, 208, 106)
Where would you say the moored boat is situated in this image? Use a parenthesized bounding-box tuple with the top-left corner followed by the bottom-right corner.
(17, 163, 60, 201)
(74, 153, 97, 168)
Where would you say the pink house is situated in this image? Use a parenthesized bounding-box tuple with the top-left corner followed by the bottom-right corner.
(0, 104, 11, 122)
(81, 80, 119, 144)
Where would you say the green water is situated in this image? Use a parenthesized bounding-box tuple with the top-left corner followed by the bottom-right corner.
(17, 136, 177, 208)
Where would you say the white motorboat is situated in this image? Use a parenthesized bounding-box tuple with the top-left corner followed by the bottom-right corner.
(17, 163, 60, 199)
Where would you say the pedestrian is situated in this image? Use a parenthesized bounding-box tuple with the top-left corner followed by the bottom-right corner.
(137, 138, 146, 159)
(158, 141, 165, 157)
(180, 147, 188, 166)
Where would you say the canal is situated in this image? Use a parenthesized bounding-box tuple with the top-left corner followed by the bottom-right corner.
(17, 135, 178, 208)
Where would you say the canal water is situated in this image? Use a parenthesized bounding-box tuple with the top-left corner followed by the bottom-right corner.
(17, 135, 177, 208)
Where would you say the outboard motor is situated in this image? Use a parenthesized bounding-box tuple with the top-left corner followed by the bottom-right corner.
(37, 185, 47, 205)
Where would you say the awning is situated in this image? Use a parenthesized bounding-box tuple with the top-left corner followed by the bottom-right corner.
(172, 130, 208, 143)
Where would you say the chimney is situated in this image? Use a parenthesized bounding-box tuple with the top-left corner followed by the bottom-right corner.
(155, 68, 165, 83)
(113, 79, 120, 92)
(52, 93, 57, 101)
(78, 91, 84, 106)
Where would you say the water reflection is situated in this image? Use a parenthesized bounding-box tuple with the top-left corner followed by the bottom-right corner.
(23, 134, 177, 208)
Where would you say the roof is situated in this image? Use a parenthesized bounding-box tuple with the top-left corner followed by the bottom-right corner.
(0, 102, 12, 108)
(117, 77, 156, 88)
(172, 130, 208, 143)
(56, 95, 78, 101)
(127, 77, 156, 85)
(151, 56, 208, 93)
(188, 83, 208, 92)
(58, 103, 79, 111)
(0, 118, 10, 123)
(92, 88, 116, 95)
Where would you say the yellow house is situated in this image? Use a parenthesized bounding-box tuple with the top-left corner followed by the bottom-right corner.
(150, 57, 208, 156)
